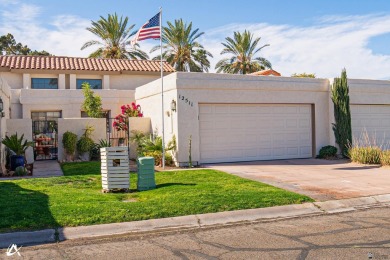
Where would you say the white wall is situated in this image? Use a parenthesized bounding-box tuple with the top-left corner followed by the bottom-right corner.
(135, 75, 179, 162)
(136, 73, 330, 166)
(6, 119, 34, 164)
(110, 74, 159, 90)
(18, 89, 135, 119)
(128, 117, 151, 159)
(57, 118, 107, 161)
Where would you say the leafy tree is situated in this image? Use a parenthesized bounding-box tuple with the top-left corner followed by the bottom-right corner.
(291, 73, 316, 78)
(215, 30, 271, 74)
(151, 19, 212, 72)
(81, 82, 104, 118)
(331, 69, 352, 157)
(81, 13, 148, 59)
(0, 33, 52, 56)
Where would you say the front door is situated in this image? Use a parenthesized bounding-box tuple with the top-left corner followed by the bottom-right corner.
(32, 112, 61, 160)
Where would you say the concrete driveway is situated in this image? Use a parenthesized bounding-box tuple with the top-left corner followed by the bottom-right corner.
(204, 159, 390, 201)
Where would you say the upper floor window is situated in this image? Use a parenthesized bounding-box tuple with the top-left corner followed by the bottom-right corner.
(77, 79, 102, 89)
(31, 78, 58, 89)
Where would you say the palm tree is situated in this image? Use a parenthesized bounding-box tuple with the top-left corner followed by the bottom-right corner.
(151, 19, 212, 72)
(81, 13, 148, 60)
(215, 30, 271, 74)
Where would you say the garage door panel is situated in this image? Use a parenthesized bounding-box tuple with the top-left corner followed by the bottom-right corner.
(351, 105, 390, 149)
(199, 104, 313, 163)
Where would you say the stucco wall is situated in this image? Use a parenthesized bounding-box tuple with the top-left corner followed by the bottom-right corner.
(57, 118, 106, 161)
(110, 74, 159, 90)
(136, 72, 330, 166)
(18, 89, 135, 119)
(0, 74, 11, 169)
(128, 117, 151, 159)
(6, 119, 34, 164)
(135, 75, 179, 162)
(0, 72, 22, 89)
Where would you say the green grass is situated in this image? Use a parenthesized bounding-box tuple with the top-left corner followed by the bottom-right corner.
(0, 162, 313, 232)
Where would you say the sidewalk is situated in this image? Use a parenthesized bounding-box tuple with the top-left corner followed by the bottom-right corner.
(0, 161, 63, 180)
(1, 193, 389, 248)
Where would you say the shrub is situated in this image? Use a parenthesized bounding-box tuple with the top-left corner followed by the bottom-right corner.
(318, 145, 337, 159)
(331, 69, 352, 157)
(62, 131, 78, 158)
(90, 139, 111, 160)
(380, 150, 390, 166)
(15, 166, 27, 176)
(81, 83, 104, 118)
(77, 125, 95, 154)
(143, 151, 175, 166)
(113, 102, 143, 132)
(1, 133, 33, 156)
(349, 146, 382, 165)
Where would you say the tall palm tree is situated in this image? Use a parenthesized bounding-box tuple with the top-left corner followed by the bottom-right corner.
(151, 19, 212, 72)
(215, 30, 271, 74)
(81, 13, 148, 59)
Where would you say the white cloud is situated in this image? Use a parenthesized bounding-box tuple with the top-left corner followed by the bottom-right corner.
(1, 4, 390, 79)
(201, 14, 390, 79)
(0, 3, 94, 57)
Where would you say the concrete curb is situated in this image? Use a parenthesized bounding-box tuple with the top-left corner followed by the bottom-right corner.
(1, 194, 390, 248)
(0, 229, 55, 248)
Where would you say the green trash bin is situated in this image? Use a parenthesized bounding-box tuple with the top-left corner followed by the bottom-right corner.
(137, 157, 156, 191)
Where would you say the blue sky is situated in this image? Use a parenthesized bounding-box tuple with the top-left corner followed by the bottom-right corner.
(1, 0, 390, 79)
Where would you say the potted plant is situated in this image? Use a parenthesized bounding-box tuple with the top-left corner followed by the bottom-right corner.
(1, 133, 33, 171)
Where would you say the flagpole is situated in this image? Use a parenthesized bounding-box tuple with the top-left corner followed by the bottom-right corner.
(160, 7, 165, 169)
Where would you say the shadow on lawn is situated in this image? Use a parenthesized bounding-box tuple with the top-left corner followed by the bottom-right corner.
(156, 183, 196, 188)
(0, 182, 59, 235)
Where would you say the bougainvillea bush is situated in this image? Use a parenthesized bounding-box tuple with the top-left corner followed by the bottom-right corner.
(113, 102, 143, 131)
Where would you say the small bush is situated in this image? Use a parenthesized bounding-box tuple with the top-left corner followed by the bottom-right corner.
(318, 145, 337, 159)
(15, 166, 27, 176)
(62, 131, 78, 158)
(143, 151, 175, 166)
(380, 150, 390, 166)
(349, 146, 382, 164)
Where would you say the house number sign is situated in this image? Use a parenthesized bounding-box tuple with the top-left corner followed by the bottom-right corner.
(178, 94, 194, 107)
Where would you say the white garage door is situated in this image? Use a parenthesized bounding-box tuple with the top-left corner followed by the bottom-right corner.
(351, 105, 390, 149)
(199, 104, 313, 163)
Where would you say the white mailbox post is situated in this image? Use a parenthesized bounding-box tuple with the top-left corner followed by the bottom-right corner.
(100, 147, 129, 192)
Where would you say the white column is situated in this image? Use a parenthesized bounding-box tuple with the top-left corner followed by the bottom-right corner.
(103, 75, 110, 89)
(70, 74, 76, 89)
(58, 74, 65, 89)
(22, 74, 31, 89)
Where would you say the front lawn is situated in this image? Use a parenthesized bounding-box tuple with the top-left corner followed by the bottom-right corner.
(0, 162, 312, 232)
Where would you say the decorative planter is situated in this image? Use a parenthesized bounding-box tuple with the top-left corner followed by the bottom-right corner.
(10, 155, 25, 171)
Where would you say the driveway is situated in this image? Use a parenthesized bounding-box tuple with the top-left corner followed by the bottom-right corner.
(204, 159, 390, 201)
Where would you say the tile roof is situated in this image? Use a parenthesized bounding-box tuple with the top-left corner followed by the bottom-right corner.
(0, 55, 175, 73)
(249, 69, 281, 76)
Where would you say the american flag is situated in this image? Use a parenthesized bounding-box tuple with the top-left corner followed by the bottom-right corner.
(131, 12, 160, 46)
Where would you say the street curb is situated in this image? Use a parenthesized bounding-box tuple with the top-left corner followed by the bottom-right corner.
(1, 194, 390, 248)
(0, 229, 55, 248)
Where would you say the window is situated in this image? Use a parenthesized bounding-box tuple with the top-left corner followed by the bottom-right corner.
(31, 78, 58, 89)
(77, 79, 102, 89)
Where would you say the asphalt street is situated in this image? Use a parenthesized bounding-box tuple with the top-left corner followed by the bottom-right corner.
(2, 206, 390, 260)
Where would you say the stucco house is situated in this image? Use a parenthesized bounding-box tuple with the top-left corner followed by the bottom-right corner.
(0, 55, 174, 164)
(0, 55, 390, 168)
